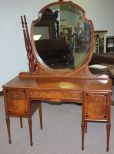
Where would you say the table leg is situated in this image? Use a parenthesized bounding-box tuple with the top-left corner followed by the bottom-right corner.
(28, 117, 33, 146)
(6, 116, 11, 144)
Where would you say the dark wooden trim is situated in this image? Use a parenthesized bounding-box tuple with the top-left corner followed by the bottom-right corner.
(94, 30, 108, 33)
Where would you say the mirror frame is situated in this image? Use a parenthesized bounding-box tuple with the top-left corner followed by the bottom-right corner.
(30, 0, 94, 77)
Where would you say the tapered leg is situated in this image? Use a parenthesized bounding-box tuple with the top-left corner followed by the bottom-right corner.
(6, 116, 11, 144)
(20, 117, 23, 128)
(81, 121, 85, 150)
(39, 103, 43, 129)
(85, 121, 87, 133)
(28, 117, 33, 146)
(106, 122, 111, 152)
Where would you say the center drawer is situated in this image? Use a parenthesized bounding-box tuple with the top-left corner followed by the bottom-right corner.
(29, 90, 81, 101)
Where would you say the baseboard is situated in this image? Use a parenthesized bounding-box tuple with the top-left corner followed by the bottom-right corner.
(0, 91, 3, 96)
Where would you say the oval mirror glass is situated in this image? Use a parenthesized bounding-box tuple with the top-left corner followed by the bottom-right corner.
(32, 2, 92, 70)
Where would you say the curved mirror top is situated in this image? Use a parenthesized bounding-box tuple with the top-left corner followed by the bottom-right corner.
(32, 2, 92, 70)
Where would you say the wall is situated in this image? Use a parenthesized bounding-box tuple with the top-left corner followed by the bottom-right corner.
(0, 0, 114, 91)
(76, 0, 114, 35)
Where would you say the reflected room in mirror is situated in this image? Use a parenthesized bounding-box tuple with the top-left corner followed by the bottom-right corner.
(31, 1, 93, 70)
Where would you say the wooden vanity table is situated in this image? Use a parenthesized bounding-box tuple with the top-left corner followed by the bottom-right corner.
(3, 0, 112, 151)
(3, 74, 112, 150)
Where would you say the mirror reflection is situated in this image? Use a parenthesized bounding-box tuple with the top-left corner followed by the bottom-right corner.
(33, 3, 91, 69)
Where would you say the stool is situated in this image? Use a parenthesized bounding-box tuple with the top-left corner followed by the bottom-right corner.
(81, 91, 111, 151)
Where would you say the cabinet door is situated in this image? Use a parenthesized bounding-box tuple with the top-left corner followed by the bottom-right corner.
(85, 93, 107, 120)
(5, 89, 29, 116)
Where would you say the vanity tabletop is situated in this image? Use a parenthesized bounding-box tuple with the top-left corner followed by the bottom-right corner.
(2, 75, 112, 92)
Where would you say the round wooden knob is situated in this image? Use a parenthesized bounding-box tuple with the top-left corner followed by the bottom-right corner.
(15, 94, 18, 98)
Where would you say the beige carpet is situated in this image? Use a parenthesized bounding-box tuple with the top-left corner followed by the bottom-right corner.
(0, 96, 114, 154)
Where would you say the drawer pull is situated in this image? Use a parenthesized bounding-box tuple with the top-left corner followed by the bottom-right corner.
(86, 114, 88, 117)
(104, 115, 107, 118)
(15, 94, 18, 98)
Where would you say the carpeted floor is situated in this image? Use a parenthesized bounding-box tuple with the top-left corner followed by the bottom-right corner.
(0, 95, 114, 154)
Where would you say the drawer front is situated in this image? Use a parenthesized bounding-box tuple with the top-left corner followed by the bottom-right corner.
(10, 89, 26, 99)
(85, 93, 108, 120)
(5, 89, 29, 115)
(29, 90, 81, 101)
